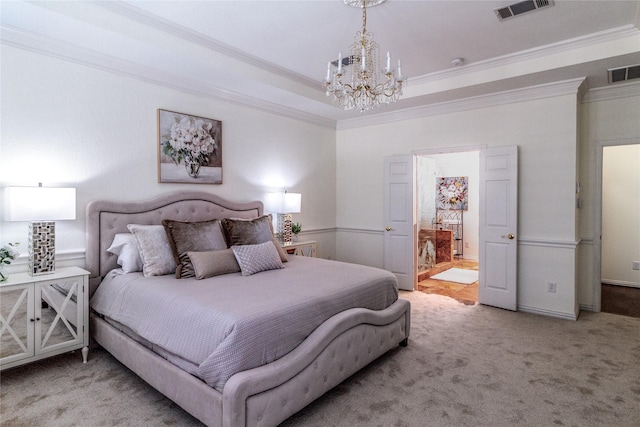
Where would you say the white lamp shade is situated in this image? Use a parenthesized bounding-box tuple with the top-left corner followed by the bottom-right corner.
(264, 192, 301, 214)
(4, 186, 76, 221)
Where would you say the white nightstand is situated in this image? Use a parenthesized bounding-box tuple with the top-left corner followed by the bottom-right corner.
(0, 266, 90, 370)
(281, 240, 317, 257)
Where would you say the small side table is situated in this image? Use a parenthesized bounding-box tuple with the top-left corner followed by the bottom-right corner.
(0, 266, 90, 370)
(281, 240, 317, 257)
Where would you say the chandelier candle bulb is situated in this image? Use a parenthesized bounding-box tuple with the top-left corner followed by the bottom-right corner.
(361, 47, 366, 71)
(398, 59, 402, 79)
(386, 51, 391, 72)
(326, 62, 331, 81)
(338, 52, 342, 73)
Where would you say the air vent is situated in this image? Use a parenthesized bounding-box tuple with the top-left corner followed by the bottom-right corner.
(608, 65, 640, 84)
(331, 55, 360, 68)
(495, 0, 554, 21)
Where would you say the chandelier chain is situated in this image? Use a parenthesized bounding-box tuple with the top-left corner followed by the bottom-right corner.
(362, 1, 367, 36)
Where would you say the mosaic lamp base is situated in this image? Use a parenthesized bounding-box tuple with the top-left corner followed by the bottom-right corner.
(28, 221, 56, 276)
(277, 213, 293, 244)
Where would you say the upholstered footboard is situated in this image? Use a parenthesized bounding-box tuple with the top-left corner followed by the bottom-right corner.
(91, 298, 410, 427)
(225, 298, 411, 427)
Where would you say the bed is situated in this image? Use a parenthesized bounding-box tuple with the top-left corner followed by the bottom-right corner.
(85, 191, 410, 427)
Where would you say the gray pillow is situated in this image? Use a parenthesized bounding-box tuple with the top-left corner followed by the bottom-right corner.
(163, 219, 228, 279)
(231, 241, 284, 276)
(127, 224, 176, 277)
(187, 249, 240, 279)
(222, 215, 288, 262)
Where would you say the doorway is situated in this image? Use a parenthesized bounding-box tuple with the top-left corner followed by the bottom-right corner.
(415, 150, 480, 304)
(600, 143, 640, 317)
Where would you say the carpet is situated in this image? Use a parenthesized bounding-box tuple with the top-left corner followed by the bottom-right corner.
(2, 291, 639, 426)
(430, 267, 478, 284)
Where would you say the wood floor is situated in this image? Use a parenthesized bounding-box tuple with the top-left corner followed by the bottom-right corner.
(417, 259, 479, 305)
(601, 283, 640, 318)
(418, 261, 640, 316)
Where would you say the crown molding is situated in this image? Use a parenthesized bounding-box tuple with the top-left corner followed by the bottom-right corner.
(409, 25, 639, 88)
(95, 0, 319, 91)
(337, 77, 586, 130)
(582, 81, 640, 103)
(0, 25, 335, 129)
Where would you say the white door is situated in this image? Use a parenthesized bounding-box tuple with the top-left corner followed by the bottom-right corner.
(383, 155, 416, 291)
(478, 146, 518, 310)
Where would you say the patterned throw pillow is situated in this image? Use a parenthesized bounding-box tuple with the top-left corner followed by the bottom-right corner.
(231, 241, 284, 276)
(127, 224, 176, 277)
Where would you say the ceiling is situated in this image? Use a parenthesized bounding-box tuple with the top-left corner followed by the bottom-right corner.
(2, 0, 639, 126)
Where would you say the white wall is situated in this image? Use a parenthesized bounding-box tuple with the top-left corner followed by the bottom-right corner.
(0, 47, 338, 267)
(336, 88, 581, 318)
(601, 144, 640, 287)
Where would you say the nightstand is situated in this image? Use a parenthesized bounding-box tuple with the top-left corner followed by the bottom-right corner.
(0, 266, 90, 370)
(281, 240, 317, 257)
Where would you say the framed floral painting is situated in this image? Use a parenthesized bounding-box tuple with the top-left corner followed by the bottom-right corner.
(157, 109, 222, 184)
(437, 176, 468, 210)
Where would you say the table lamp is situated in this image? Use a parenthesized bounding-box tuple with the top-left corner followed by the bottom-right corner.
(264, 191, 301, 243)
(4, 184, 76, 275)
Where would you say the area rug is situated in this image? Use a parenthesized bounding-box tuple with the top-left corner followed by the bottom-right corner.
(430, 267, 478, 284)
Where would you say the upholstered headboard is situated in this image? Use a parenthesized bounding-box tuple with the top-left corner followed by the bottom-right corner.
(85, 191, 263, 294)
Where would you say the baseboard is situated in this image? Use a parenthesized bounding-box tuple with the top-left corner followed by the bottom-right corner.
(518, 305, 578, 321)
(579, 304, 596, 312)
(601, 280, 640, 289)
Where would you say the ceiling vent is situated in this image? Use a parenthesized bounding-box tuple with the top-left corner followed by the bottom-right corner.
(608, 65, 640, 84)
(331, 55, 360, 68)
(495, 0, 554, 21)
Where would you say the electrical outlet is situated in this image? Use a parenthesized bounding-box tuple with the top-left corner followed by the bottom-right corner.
(547, 282, 557, 293)
(465, 241, 470, 248)
(633, 261, 640, 271)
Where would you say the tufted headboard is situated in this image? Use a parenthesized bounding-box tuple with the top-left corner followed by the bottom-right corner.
(85, 191, 263, 295)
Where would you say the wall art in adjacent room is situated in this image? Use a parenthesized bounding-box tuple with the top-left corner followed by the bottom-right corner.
(437, 176, 468, 210)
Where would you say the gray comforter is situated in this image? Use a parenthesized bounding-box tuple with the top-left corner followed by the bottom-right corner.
(90, 256, 398, 391)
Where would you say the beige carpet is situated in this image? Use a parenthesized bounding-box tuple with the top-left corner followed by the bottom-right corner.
(2, 290, 639, 426)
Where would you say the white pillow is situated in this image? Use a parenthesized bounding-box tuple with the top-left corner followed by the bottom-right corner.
(231, 241, 284, 276)
(107, 233, 143, 273)
(127, 224, 176, 277)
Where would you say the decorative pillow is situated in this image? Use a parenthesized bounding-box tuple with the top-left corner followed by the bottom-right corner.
(127, 224, 176, 277)
(222, 215, 288, 262)
(163, 219, 228, 279)
(187, 249, 240, 279)
(106, 233, 143, 273)
(231, 241, 285, 276)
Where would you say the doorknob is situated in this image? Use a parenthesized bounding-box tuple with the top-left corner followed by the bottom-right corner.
(385, 226, 392, 231)
(501, 233, 515, 240)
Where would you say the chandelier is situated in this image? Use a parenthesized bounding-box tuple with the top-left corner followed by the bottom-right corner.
(323, 0, 405, 112)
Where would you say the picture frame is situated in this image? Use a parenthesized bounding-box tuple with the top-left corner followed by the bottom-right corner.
(157, 109, 222, 184)
(437, 176, 468, 210)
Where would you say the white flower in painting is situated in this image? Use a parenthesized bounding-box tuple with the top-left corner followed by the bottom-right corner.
(162, 115, 218, 166)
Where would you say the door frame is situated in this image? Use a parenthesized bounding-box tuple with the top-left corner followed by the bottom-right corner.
(412, 144, 485, 281)
(592, 137, 640, 312)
